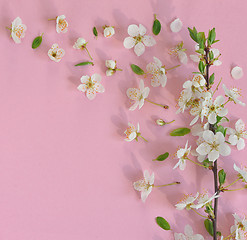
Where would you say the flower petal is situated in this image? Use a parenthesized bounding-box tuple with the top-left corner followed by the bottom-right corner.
(77, 84, 87, 92)
(142, 35, 156, 47)
(208, 150, 219, 162)
(127, 24, 139, 37)
(86, 88, 97, 100)
(184, 225, 193, 237)
(203, 130, 215, 144)
(105, 60, 116, 69)
(134, 42, 145, 56)
(138, 24, 147, 36)
(178, 51, 188, 64)
(129, 101, 139, 111)
(91, 73, 101, 83)
(237, 138, 245, 150)
(126, 88, 141, 101)
(190, 54, 200, 62)
(196, 142, 211, 155)
(231, 66, 243, 80)
(170, 18, 183, 33)
(123, 37, 136, 49)
(219, 143, 231, 156)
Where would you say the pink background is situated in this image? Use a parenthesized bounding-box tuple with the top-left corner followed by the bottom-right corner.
(0, 0, 247, 239)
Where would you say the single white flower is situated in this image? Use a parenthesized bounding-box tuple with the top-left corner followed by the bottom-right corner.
(48, 44, 65, 62)
(234, 164, 247, 182)
(230, 214, 247, 240)
(105, 60, 122, 76)
(192, 74, 206, 88)
(173, 141, 191, 170)
(222, 84, 245, 106)
(176, 89, 193, 113)
(174, 225, 204, 240)
(227, 119, 247, 150)
(126, 79, 150, 111)
(201, 95, 228, 124)
(211, 48, 222, 66)
(133, 170, 154, 202)
(55, 15, 68, 33)
(77, 74, 104, 100)
(170, 18, 183, 33)
(124, 122, 140, 141)
(123, 24, 156, 56)
(196, 130, 231, 162)
(10, 17, 27, 43)
(175, 192, 199, 210)
(103, 26, 115, 38)
(231, 66, 243, 80)
(146, 57, 167, 87)
(192, 192, 219, 209)
(169, 42, 188, 64)
(73, 38, 87, 49)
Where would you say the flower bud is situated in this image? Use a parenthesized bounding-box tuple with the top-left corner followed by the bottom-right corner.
(156, 119, 165, 126)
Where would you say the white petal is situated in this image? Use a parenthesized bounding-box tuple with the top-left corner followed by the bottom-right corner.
(129, 101, 139, 111)
(217, 107, 228, 117)
(231, 66, 243, 80)
(142, 35, 156, 47)
(153, 57, 162, 68)
(106, 69, 114, 76)
(208, 112, 217, 124)
(105, 60, 116, 69)
(86, 89, 97, 100)
(237, 138, 245, 150)
(190, 54, 200, 63)
(178, 51, 188, 64)
(142, 87, 150, 98)
(77, 84, 87, 92)
(170, 18, 183, 33)
(138, 24, 147, 36)
(213, 60, 222, 66)
(196, 142, 211, 155)
(229, 135, 238, 145)
(127, 24, 139, 37)
(141, 187, 152, 202)
(184, 225, 193, 237)
(91, 73, 101, 83)
(219, 143, 231, 156)
(215, 95, 225, 106)
(190, 115, 199, 126)
(235, 119, 245, 133)
(208, 150, 219, 162)
(203, 130, 215, 144)
(134, 42, 145, 56)
(123, 37, 136, 49)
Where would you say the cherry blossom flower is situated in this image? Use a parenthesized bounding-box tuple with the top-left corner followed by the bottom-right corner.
(103, 26, 115, 38)
(146, 57, 167, 87)
(48, 44, 65, 62)
(73, 38, 93, 60)
(234, 164, 247, 182)
(201, 95, 228, 124)
(174, 225, 204, 240)
(123, 24, 156, 56)
(169, 42, 188, 64)
(56, 15, 68, 33)
(105, 60, 122, 76)
(10, 17, 27, 43)
(77, 74, 104, 100)
(173, 141, 191, 171)
(230, 214, 247, 240)
(133, 170, 154, 202)
(170, 18, 183, 33)
(190, 44, 201, 63)
(222, 84, 245, 106)
(231, 66, 243, 80)
(227, 119, 247, 150)
(192, 192, 219, 209)
(124, 122, 140, 142)
(196, 130, 231, 162)
(175, 192, 199, 210)
(126, 79, 150, 111)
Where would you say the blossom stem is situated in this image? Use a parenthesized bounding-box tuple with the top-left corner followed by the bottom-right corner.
(116, 68, 123, 71)
(48, 18, 56, 21)
(224, 187, 246, 192)
(165, 64, 180, 71)
(191, 208, 208, 219)
(223, 99, 231, 107)
(145, 99, 169, 109)
(223, 178, 240, 189)
(212, 77, 222, 96)
(139, 134, 148, 142)
(84, 47, 93, 60)
(187, 158, 208, 168)
(223, 229, 236, 240)
(154, 182, 180, 187)
(166, 120, 175, 124)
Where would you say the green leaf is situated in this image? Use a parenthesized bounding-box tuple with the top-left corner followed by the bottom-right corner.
(209, 51, 214, 60)
(203, 158, 212, 168)
(195, 49, 204, 55)
(198, 61, 205, 74)
(93, 27, 98, 37)
(130, 64, 145, 75)
(32, 34, 43, 49)
(217, 231, 222, 236)
(188, 27, 198, 42)
(204, 219, 214, 236)
(197, 32, 206, 49)
(209, 73, 215, 85)
(75, 61, 94, 66)
(156, 217, 171, 230)
(216, 116, 223, 124)
(153, 152, 169, 161)
(216, 125, 226, 136)
(208, 28, 216, 46)
(152, 14, 161, 35)
(219, 169, 226, 185)
(170, 128, 190, 136)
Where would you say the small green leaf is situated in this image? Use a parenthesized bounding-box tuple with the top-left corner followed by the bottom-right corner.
(208, 28, 216, 46)
(156, 217, 171, 230)
(209, 51, 214, 60)
(198, 61, 205, 74)
(203, 158, 212, 168)
(32, 34, 43, 49)
(195, 49, 204, 55)
(216, 125, 225, 136)
(197, 32, 206, 49)
(204, 219, 214, 236)
(188, 27, 198, 43)
(153, 152, 169, 161)
(152, 14, 161, 35)
(217, 231, 222, 236)
(219, 169, 226, 185)
(209, 73, 215, 85)
(130, 64, 145, 75)
(75, 61, 94, 66)
(170, 128, 190, 136)
(93, 27, 98, 37)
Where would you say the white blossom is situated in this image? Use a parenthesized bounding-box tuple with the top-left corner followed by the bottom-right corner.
(126, 79, 150, 111)
(124, 122, 140, 142)
(233, 164, 247, 182)
(227, 119, 247, 150)
(56, 15, 68, 33)
(222, 84, 245, 106)
(174, 225, 204, 240)
(73, 38, 87, 49)
(133, 170, 154, 202)
(175, 192, 199, 210)
(48, 44, 65, 62)
(231, 66, 243, 80)
(230, 214, 247, 240)
(146, 57, 167, 87)
(169, 42, 188, 64)
(196, 130, 231, 162)
(211, 48, 222, 66)
(192, 192, 219, 209)
(103, 26, 115, 38)
(123, 24, 156, 56)
(173, 141, 191, 170)
(105, 60, 120, 76)
(11, 17, 27, 43)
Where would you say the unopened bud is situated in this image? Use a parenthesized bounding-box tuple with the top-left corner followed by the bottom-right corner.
(156, 119, 166, 126)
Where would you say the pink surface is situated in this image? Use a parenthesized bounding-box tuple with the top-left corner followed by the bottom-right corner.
(0, 0, 247, 239)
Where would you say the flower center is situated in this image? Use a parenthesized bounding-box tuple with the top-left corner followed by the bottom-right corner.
(52, 52, 57, 57)
(134, 35, 143, 43)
